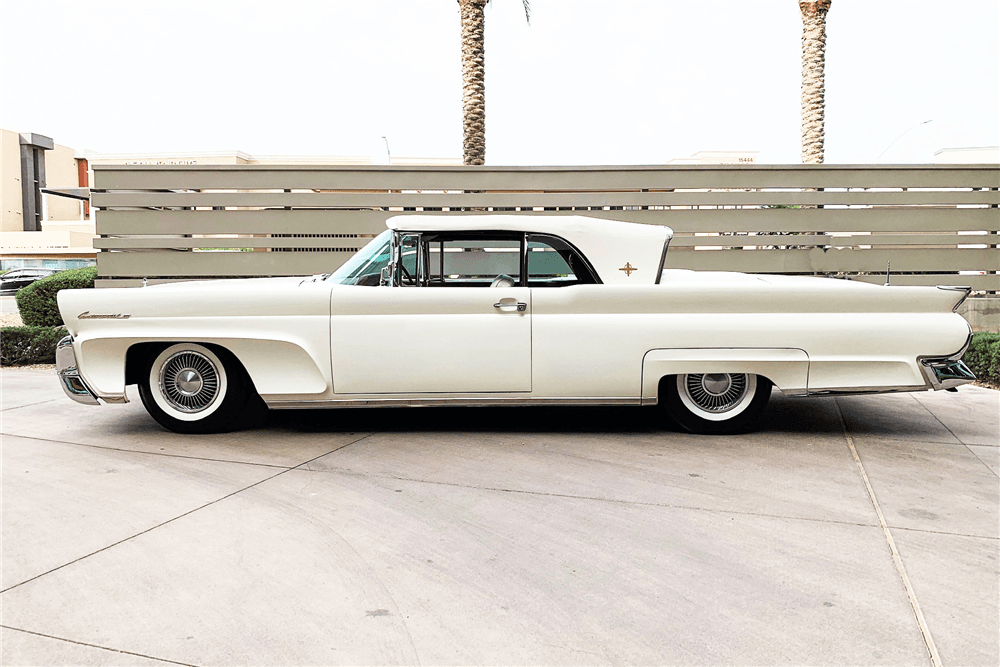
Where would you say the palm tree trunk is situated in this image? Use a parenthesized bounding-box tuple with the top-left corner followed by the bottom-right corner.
(460, 0, 488, 165)
(799, 1, 831, 164)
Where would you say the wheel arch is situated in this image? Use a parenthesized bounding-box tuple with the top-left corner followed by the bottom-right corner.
(641, 348, 809, 405)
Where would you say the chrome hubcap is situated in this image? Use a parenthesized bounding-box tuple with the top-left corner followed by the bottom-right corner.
(175, 369, 203, 395)
(684, 373, 749, 413)
(160, 351, 220, 413)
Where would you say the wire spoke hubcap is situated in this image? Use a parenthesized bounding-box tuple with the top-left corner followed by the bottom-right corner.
(684, 373, 749, 413)
(160, 351, 220, 413)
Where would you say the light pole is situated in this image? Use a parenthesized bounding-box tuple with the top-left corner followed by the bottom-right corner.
(382, 136, 391, 163)
(875, 119, 933, 163)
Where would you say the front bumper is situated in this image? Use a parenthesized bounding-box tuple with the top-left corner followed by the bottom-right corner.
(56, 335, 100, 405)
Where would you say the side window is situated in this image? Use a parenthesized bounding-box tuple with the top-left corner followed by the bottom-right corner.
(424, 237, 521, 286)
(526, 235, 598, 287)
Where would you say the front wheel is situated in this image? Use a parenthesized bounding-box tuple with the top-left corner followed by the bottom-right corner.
(663, 373, 772, 435)
(138, 343, 265, 434)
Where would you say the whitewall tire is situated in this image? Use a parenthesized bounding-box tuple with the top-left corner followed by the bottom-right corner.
(138, 343, 265, 434)
(664, 373, 771, 434)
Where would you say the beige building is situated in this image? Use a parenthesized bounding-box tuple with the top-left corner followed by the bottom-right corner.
(1, 129, 92, 268)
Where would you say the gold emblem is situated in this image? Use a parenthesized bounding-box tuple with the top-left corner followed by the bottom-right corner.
(619, 262, 637, 277)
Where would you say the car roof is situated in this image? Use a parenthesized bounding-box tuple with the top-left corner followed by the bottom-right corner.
(385, 215, 672, 285)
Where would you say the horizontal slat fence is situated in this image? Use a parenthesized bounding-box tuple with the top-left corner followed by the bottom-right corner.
(92, 164, 1000, 291)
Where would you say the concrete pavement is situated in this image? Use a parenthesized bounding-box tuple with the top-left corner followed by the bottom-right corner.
(2, 366, 997, 666)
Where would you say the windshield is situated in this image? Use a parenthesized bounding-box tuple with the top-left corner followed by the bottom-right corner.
(327, 230, 392, 286)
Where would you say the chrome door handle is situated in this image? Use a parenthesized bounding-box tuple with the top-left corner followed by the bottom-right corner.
(494, 301, 527, 312)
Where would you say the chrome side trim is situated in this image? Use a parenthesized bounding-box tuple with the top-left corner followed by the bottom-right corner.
(55, 336, 100, 405)
(654, 234, 672, 285)
(265, 396, 641, 410)
(936, 285, 972, 312)
(806, 385, 929, 397)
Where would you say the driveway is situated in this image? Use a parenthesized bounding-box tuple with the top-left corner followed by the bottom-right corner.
(2, 367, 997, 666)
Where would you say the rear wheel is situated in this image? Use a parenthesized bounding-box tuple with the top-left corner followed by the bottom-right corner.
(663, 373, 771, 435)
(138, 343, 265, 434)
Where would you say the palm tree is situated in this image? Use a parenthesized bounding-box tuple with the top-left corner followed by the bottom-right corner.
(799, 1, 831, 164)
(459, 0, 531, 165)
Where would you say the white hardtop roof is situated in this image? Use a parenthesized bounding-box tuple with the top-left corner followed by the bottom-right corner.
(386, 215, 672, 284)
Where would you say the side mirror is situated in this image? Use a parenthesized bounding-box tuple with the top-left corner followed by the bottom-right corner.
(379, 265, 391, 287)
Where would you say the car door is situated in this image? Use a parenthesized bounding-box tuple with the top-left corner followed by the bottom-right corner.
(329, 234, 531, 394)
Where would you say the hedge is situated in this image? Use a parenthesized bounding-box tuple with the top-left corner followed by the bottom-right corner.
(15, 267, 97, 327)
(1, 326, 67, 366)
(964, 332, 1000, 386)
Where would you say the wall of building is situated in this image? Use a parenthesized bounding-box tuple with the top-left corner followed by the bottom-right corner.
(1, 128, 82, 233)
(1, 128, 24, 233)
(44, 142, 83, 221)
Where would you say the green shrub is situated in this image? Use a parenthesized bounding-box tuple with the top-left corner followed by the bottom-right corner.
(15, 266, 97, 327)
(1, 326, 67, 366)
(963, 333, 1000, 386)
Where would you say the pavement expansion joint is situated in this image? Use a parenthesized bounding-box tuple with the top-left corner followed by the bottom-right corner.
(888, 525, 1000, 540)
(909, 392, 968, 445)
(0, 432, 293, 470)
(0, 398, 58, 412)
(1, 625, 195, 666)
(329, 468, 887, 530)
(836, 398, 943, 667)
(0, 439, 366, 594)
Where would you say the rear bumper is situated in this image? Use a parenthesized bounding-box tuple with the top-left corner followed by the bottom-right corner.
(919, 326, 976, 390)
(55, 336, 100, 405)
(921, 358, 976, 390)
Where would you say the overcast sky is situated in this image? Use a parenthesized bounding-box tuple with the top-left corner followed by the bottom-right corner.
(1, 0, 997, 164)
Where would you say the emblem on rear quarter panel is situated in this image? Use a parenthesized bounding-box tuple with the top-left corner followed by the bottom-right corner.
(619, 262, 637, 277)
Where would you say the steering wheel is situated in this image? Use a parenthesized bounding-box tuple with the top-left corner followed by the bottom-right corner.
(490, 274, 516, 288)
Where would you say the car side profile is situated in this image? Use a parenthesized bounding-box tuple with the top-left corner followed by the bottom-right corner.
(1, 267, 57, 295)
(56, 216, 975, 434)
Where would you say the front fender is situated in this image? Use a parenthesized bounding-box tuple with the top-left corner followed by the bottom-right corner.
(77, 335, 330, 399)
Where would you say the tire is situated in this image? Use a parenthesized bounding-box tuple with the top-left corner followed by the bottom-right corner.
(663, 373, 772, 435)
(138, 343, 266, 434)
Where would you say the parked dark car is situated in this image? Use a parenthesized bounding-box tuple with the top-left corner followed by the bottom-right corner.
(0, 268, 57, 295)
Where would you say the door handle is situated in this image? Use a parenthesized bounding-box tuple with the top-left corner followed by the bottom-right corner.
(494, 301, 527, 312)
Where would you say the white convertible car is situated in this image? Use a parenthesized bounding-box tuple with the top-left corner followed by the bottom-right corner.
(56, 216, 975, 434)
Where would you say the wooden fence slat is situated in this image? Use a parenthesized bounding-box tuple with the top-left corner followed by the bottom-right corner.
(92, 164, 1000, 191)
(96, 251, 355, 277)
(92, 189, 1000, 209)
(94, 233, 997, 250)
(95, 207, 1000, 235)
(96, 209, 393, 235)
(94, 237, 368, 250)
(665, 247, 998, 273)
(669, 233, 1000, 247)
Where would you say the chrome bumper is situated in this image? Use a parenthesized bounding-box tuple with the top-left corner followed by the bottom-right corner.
(919, 327, 976, 391)
(921, 358, 976, 390)
(56, 336, 100, 405)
